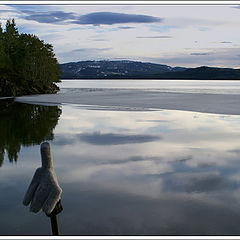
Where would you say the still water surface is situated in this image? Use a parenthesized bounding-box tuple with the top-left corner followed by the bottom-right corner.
(59, 79, 240, 94)
(2, 80, 240, 235)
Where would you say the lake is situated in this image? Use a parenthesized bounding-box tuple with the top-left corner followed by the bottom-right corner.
(2, 80, 240, 235)
(58, 79, 240, 94)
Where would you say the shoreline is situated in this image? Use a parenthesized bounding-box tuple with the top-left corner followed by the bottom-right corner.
(15, 89, 240, 115)
(59, 79, 240, 84)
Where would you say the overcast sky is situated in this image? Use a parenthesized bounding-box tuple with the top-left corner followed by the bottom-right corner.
(1, 4, 240, 67)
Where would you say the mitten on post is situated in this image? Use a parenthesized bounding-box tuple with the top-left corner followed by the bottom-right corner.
(23, 142, 62, 215)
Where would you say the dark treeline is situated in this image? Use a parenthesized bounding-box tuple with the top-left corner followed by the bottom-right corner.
(0, 19, 61, 97)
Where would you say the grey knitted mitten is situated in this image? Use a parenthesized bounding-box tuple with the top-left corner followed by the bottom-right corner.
(23, 142, 62, 215)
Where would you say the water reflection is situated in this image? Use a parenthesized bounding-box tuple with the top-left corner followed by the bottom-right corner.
(51, 105, 240, 235)
(3, 102, 240, 235)
(0, 99, 61, 165)
(54, 132, 161, 146)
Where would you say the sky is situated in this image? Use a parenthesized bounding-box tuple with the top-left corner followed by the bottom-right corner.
(1, 4, 240, 68)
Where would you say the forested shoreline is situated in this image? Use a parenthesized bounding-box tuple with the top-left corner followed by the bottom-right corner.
(0, 19, 61, 97)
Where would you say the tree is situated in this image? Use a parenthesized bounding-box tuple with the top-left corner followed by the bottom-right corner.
(0, 19, 61, 97)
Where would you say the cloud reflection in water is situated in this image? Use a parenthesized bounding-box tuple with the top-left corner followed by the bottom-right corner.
(2, 104, 240, 235)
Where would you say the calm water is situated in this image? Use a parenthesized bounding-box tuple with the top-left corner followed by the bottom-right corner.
(2, 80, 240, 235)
(59, 79, 240, 94)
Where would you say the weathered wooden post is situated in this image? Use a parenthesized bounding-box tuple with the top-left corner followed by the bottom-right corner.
(23, 142, 63, 235)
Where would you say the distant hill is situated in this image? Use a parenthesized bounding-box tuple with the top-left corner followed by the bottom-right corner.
(60, 60, 186, 79)
(145, 66, 240, 80)
(59, 60, 240, 80)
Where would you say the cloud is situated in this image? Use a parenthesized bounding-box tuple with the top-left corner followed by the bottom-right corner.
(142, 48, 240, 68)
(39, 33, 64, 42)
(117, 26, 135, 30)
(167, 17, 226, 28)
(190, 52, 211, 56)
(136, 119, 169, 123)
(19, 10, 160, 26)
(136, 36, 172, 39)
(198, 27, 210, 31)
(90, 38, 107, 42)
(72, 48, 112, 52)
(184, 174, 230, 193)
(53, 132, 161, 146)
(73, 12, 162, 25)
(148, 25, 179, 33)
(23, 10, 77, 24)
(173, 155, 192, 163)
(57, 47, 114, 62)
(161, 172, 234, 194)
(0, 9, 18, 13)
(197, 162, 215, 168)
(53, 135, 75, 146)
(228, 149, 240, 154)
(77, 132, 161, 145)
(97, 155, 162, 165)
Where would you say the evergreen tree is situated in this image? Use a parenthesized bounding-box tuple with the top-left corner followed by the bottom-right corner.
(0, 19, 61, 97)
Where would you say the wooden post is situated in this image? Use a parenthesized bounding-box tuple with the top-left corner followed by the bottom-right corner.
(46, 199, 63, 235)
(50, 215, 60, 235)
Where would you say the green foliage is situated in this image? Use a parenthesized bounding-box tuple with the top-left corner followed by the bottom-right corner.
(0, 19, 61, 97)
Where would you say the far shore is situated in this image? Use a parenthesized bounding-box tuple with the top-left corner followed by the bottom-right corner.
(15, 89, 240, 115)
(60, 78, 240, 81)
